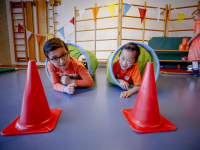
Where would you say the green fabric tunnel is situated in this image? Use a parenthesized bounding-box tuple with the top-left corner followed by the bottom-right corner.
(106, 42, 160, 88)
(45, 42, 98, 81)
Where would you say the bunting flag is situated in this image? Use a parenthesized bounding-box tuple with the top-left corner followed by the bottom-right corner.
(69, 17, 74, 25)
(18, 23, 23, 33)
(123, 3, 132, 17)
(177, 12, 186, 26)
(47, 33, 53, 40)
(154, 8, 160, 22)
(79, 9, 85, 19)
(92, 7, 99, 21)
(26, 29, 32, 41)
(58, 27, 65, 39)
(106, 4, 115, 18)
(36, 34, 42, 45)
(138, 8, 147, 23)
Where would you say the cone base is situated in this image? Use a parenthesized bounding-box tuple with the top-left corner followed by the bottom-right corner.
(122, 109, 177, 133)
(1, 108, 61, 136)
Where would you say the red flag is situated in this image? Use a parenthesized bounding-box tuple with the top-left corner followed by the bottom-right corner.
(69, 17, 74, 25)
(18, 23, 23, 33)
(138, 8, 147, 24)
(36, 34, 42, 45)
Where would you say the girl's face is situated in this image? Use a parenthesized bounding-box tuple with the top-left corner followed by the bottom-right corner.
(48, 47, 70, 70)
(119, 49, 136, 71)
(192, 13, 200, 22)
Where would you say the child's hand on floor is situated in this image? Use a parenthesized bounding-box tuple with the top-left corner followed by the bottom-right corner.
(120, 91, 132, 98)
(118, 79, 129, 90)
(61, 75, 74, 85)
(63, 83, 76, 94)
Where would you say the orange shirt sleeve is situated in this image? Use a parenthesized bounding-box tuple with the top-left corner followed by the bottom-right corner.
(47, 61, 64, 92)
(70, 58, 94, 87)
(194, 21, 200, 33)
(131, 64, 141, 86)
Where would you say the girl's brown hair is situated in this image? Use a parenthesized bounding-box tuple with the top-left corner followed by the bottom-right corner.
(192, 9, 200, 15)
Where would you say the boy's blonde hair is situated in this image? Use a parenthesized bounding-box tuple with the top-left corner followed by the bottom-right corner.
(192, 9, 200, 15)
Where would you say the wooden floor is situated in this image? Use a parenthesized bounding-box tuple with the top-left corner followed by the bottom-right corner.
(0, 67, 200, 150)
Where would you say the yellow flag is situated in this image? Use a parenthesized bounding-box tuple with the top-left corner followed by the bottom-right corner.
(92, 7, 99, 21)
(106, 4, 115, 18)
(47, 33, 53, 40)
(177, 12, 186, 26)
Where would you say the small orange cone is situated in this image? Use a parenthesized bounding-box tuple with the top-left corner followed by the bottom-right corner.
(1, 61, 61, 135)
(122, 62, 176, 133)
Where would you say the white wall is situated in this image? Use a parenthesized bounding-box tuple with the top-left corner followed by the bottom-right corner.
(5, 0, 198, 64)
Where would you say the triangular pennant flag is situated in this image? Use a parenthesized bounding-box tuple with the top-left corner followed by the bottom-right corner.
(106, 4, 115, 18)
(36, 34, 42, 45)
(58, 27, 65, 39)
(154, 8, 160, 22)
(79, 9, 85, 19)
(47, 33, 53, 40)
(177, 12, 186, 26)
(18, 23, 23, 33)
(26, 29, 32, 41)
(138, 8, 147, 23)
(123, 3, 132, 17)
(69, 17, 74, 25)
(92, 7, 99, 21)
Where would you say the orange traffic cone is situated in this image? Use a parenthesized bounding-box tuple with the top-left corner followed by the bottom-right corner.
(122, 62, 176, 133)
(1, 61, 61, 135)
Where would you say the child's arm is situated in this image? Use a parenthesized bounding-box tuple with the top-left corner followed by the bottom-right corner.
(73, 65, 94, 87)
(61, 76, 75, 85)
(63, 83, 76, 94)
(47, 62, 65, 92)
(117, 79, 129, 90)
(47, 62, 75, 94)
(188, 24, 200, 44)
(120, 85, 140, 98)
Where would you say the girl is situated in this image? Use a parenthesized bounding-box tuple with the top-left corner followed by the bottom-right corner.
(188, 9, 200, 77)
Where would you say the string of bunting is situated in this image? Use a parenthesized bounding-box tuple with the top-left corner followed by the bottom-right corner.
(78, 3, 192, 24)
(17, 3, 194, 45)
(16, 17, 75, 45)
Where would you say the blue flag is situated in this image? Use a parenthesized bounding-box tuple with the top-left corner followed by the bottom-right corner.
(123, 3, 132, 17)
(58, 27, 65, 39)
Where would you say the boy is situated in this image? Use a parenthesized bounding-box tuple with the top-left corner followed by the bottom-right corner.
(44, 38, 94, 94)
(113, 42, 141, 98)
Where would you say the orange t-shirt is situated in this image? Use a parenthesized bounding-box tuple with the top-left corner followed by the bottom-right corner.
(113, 59, 141, 86)
(47, 57, 94, 92)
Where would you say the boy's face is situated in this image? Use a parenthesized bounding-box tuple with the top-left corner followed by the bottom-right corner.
(193, 14, 200, 22)
(48, 47, 70, 70)
(119, 49, 136, 71)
